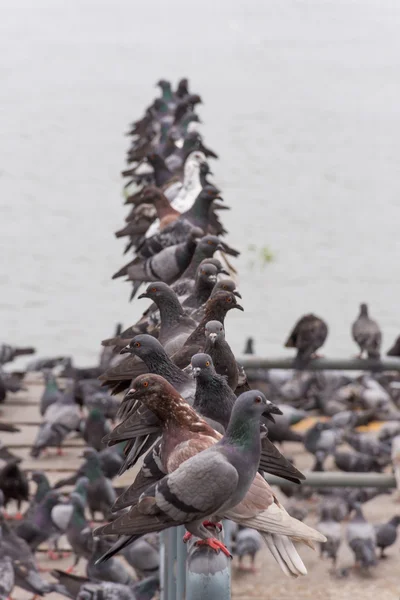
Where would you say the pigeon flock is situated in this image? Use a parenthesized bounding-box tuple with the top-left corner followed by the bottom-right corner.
(1, 78, 400, 599)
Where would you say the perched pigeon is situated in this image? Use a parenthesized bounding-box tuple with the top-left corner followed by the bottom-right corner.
(346, 504, 377, 571)
(203, 320, 239, 390)
(284, 314, 328, 368)
(352, 303, 382, 359)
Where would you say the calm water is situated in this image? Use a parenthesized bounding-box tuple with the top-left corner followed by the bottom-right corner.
(1, 0, 400, 365)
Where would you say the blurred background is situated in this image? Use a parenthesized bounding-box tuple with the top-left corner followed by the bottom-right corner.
(1, 0, 400, 364)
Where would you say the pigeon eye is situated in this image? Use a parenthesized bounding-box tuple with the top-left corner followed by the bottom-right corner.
(151, 287, 157, 292)
(207, 240, 213, 245)
(255, 396, 262, 404)
(201, 270, 206, 275)
(134, 342, 141, 348)
(143, 381, 149, 388)
(207, 189, 214, 196)
(205, 361, 210, 367)
(226, 297, 232, 303)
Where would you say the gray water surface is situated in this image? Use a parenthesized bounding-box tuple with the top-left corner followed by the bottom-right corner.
(1, 0, 400, 364)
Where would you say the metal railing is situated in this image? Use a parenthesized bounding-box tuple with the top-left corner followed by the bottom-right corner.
(159, 355, 400, 598)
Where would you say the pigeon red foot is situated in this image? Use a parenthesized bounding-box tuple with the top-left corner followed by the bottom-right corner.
(195, 538, 232, 558)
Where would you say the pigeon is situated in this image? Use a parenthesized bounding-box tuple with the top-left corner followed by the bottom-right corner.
(0, 344, 35, 365)
(84, 390, 120, 421)
(178, 185, 222, 232)
(54, 445, 125, 489)
(52, 570, 159, 600)
(87, 536, 134, 585)
(121, 534, 160, 579)
(23, 470, 51, 519)
(210, 278, 241, 299)
(374, 516, 400, 558)
(82, 408, 111, 452)
(334, 450, 387, 473)
(171, 291, 244, 368)
(98, 385, 324, 576)
(304, 422, 341, 461)
(125, 227, 203, 294)
(234, 527, 263, 573)
(81, 448, 116, 521)
(15, 490, 67, 556)
(0, 528, 14, 600)
(181, 263, 218, 310)
(203, 320, 239, 390)
(31, 382, 81, 457)
(66, 486, 93, 572)
(346, 504, 377, 571)
(284, 314, 328, 368)
(119, 335, 195, 402)
(40, 369, 62, 416)
(342, 431, 391, 458)
(0, 460, 29, 518)
(243, 337, 254, 355)
(352, 303, 382, 359)
(387, 334, 400, 356)
(317, 506, 342, 565)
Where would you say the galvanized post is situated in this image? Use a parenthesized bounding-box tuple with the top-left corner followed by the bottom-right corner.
(166, 528, 177, 600)
(186, 525, 231, 600)
(176, 525, 187, 599)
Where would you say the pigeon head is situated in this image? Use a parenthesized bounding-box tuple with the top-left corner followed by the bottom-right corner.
(389, 515, 400, 528)
(211, 278, 241, 298)
(187, 93, 202, 106)
(387, 335, 400, 356)
(138, 282, 175, 302)
(126, 373, 177, 403)
(200, 258, 229, 276)
(224, 391, 274, 441)
(205, 320, 225, 346)
(176, 77, 189, 97)
(198, 185, 222, 204)
(88, 407, 105, 421)
(81, 448, 100, 463)
(70, 491, 86, 511)
(360, 303, 369, 316)
(196, 235, 223, 257)
(195, 263, 218, 286)
(75, 476, 89, 491)
(31, 470, 47, 484)
(120, 334, 164, 358)
(41, 490, 64, 509)
(191, 353, 216, 379)
(200, 160, 213, 177)
(156, 79, 171, 91)
(204, 291, 244, 321)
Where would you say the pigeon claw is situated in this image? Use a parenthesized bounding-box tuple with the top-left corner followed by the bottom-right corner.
(182, 532, 193, 544)
(195, 538, 232, 558)
(203, 520, 223, 532)
(47, 550, 59, 561)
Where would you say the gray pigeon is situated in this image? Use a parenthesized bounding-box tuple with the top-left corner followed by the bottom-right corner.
(334, 450, 387, 473)
(87, 537, 134, 584)
(31, 381, 81, 457)
(51, 570, 159, 600)
(284, 314, 328, 368)
(346, 504, 377, 571)
(0, 528, 14, 600)
(66, 486, 93, 571)
(181, 262, 218, 310)
(343, 431, 391, 458)
(234, 527, 262, 572)
(304, 422, 341, 460)
(81, 449, 116, 521)
(95, 391, 271, 555)
(352, 303, 382, 359)
(121, 534, 160, 579)
(374, 515, 400, 558)
(203, 320, 239, 390)
(40, 369, 62, 416)
(82, 408, 111, 452)
(317, 506, 342, 565)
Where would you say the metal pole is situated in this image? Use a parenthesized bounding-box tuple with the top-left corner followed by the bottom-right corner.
(239, 356, 400, 371)
(186, 525, 231, 600)
(176, 525, 187, 600)
(160, 531, 167, 600)
(166, 528, 177, 600)
(265, 472, 397, 488)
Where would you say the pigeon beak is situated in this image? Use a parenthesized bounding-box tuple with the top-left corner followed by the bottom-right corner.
(216, 244, 224, 252)
(120, 346, 132, 355)
(138, 293, 149, 300)
(208, 276, 217, 284)
(208, 333, 217, 345)
(233, 290, 242, 298)
(220, 268, 229, 276)
(263, 403, 283, 422)
(192, 367, 201, 378)
(234, 304, 244, 311)
(126, 387, 137, 399)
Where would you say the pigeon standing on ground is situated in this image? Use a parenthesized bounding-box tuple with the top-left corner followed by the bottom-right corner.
(374, 516, 400, 558)
(317, 506, 342, 566)
(284, 314, 328, 368)
(40, 369, 62, 416)
(346, 504, 377, 572)
(81, 449, 117, 521)
(234, 527, 263, 573)
(82, 408, 111, 452)
(0, 461, 29, 518)
(351, 303, 382, 359)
